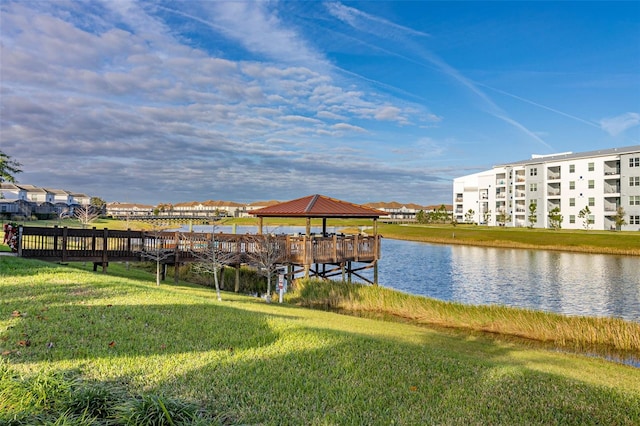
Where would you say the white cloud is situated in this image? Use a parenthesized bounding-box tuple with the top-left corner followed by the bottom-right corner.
(599, 113, 640, 136)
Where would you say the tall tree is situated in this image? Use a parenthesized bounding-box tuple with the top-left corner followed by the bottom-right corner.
(90, 197, 107, 214)
(0, 151, 22, 183)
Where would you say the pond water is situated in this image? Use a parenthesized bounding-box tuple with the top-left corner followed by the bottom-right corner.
(178, 225, 640, 323)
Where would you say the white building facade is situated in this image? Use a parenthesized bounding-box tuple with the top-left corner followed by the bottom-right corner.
(453, 146, 640, 231)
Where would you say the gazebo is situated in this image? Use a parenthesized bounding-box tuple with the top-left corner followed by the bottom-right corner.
(249, 194, 386, 284)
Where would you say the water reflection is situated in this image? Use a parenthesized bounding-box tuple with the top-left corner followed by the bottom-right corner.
(379, 240, 640, 322)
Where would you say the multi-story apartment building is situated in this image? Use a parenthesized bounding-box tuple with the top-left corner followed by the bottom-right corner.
(453, 145, 640, 231)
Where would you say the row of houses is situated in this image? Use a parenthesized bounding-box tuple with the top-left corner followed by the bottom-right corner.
(1, 182, 452, 222)
(0, 183, 92, 219)
(453, 145, 640, 231)
(105, 199, 453, 221)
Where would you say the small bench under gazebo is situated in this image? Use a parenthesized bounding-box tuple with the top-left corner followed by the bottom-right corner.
(249, 194, 385, 284)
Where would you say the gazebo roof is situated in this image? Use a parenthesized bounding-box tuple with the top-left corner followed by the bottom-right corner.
(249, 194, 386, 218)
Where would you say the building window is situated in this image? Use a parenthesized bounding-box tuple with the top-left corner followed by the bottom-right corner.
(630, 196, 640, 206)
(630, 157, 640, 167)
(588, 162, 594, 171)
(588, 197, 595, 207)
(569, 198, 575, 207)
(569, 164, 575, 173)
(530, 183, 537, 192)
(588, 180, 595, 189)
(569, 181, 575, 190)
(630, 215, 640, 225)
(588, 215, 595, 225)
(569, 215, 575, 224)
(630, 176, 640, 187)
(530, 168, 537, 176)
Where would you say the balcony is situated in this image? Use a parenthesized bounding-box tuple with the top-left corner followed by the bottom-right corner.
(547, 172, 561, 180)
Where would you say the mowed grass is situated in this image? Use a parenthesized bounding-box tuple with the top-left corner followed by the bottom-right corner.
(1, 257, 640, 425)
(378, 223, 640, 255)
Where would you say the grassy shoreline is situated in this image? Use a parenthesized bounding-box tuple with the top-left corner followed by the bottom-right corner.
(1, 257, 639, 424)
(377, 223, 640, 256)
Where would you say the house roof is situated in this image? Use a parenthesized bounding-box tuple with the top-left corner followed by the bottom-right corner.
(249, 194, 386, 218)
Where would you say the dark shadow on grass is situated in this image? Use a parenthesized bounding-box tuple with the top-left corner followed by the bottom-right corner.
(150, 322, 640, 425)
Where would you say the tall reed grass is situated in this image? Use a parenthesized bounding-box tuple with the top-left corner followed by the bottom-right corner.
(287, 279, 640, 355)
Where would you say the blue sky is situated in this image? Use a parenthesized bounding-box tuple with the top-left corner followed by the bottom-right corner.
(1, 1, 638, 205)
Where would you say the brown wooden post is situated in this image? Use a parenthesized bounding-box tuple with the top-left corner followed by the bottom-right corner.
(373, 260, 378, 286)
(258, 217, 263, 235)
(234, 265, 240, 293)
(305, 217, 311, 237)
(354, 234, 359, 262)
(174, 231, 180, 284)
(17, 225, 23, 257)
(332, 234, 338, 263)
(92, 227, 97, 256)
(303, 234, 309, 279)
(53, 225, 59, 255)
(101, 228, 108, 273)
(62, 227, 68, 263)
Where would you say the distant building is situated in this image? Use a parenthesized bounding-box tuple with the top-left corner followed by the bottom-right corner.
(453, 145, 640, 230)
(364, 201, 453, 221)
(0, 183, 92, 219)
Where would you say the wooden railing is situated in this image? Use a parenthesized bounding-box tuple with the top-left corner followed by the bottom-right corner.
(17, 226, 380, 266)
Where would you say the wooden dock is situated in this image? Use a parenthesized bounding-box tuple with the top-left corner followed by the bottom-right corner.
(16, 226, 381, 284)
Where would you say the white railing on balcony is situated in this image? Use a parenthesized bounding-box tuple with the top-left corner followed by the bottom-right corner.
(547, 173, 561, 180)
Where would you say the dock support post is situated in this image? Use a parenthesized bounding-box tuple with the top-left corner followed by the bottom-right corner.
(235, 265, 240, 293)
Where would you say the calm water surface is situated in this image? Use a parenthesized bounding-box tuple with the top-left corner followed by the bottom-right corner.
(182, 225, 640, 322)
(378, 239, 640, 323)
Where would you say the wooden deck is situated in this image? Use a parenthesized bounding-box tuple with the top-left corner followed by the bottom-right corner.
(16, 226, 381, 282)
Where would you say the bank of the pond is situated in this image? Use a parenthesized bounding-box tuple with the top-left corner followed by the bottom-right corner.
(1, 257, 639, 425)
(377, 223, 640, 256)
(287, 279, 640, 363)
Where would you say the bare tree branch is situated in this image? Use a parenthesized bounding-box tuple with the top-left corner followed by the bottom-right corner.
(139, 228, 175, 286)
(245, 233, 287, 303)
(74, 205, 101, 228)
(181, 232, 241, 301)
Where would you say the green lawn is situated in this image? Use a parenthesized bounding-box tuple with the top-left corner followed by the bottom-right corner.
(1, 257, 639, 425)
